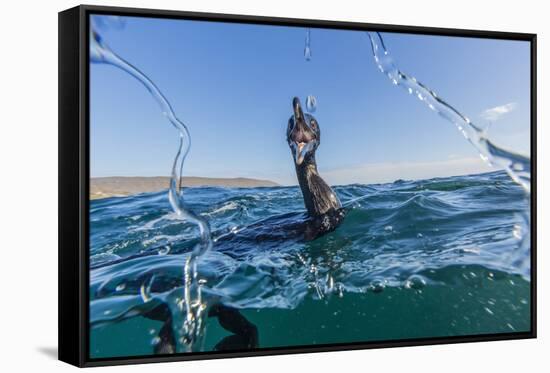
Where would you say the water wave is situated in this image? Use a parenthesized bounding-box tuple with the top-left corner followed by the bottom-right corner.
(90, 171, 529, 327)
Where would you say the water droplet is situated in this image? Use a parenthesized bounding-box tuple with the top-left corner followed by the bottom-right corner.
(326, 275, 334, 290)
(149, 328, 156, 335)
(484, 307, 494, 315)
(158, 246, 170, 255)
(115, 283, 126, 291)
(512, 162, 524, 171)
(384, 225, 393, 232)
(304, 29, 312, 61)
(306, 95, 317, 113)
(304, 46, 312, 61)
(417, 233, 423, 238)
(151, 336, 161, 346)
(404, 274, 427, 290)
(512, 224, 522, 239)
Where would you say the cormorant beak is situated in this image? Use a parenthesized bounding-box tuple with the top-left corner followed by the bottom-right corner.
(293, 97, 304, 121)
(291, 97, 315, 166)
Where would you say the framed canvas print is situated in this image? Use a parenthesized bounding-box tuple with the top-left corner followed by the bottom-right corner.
(58, 4, 536, 367)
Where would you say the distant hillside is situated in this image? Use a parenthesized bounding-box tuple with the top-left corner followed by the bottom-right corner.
(90, 176, 279, 199)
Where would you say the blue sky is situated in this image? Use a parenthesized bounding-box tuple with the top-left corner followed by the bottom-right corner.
(90, 15, 531, 185)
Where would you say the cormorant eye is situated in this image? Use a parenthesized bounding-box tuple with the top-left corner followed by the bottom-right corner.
(310, 120, 317, 129)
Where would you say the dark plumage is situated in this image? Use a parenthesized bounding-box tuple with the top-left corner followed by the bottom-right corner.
(287, 97, 345, 238)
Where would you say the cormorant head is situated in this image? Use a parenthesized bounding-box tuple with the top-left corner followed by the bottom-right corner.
(287, 97, 320, 166)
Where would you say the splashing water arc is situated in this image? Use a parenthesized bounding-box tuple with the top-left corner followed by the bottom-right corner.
(366, 32, 531, 194)
(90, 17, 213, 351)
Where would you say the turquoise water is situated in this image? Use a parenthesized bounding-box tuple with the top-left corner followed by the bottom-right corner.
(89, 170, 530, 358)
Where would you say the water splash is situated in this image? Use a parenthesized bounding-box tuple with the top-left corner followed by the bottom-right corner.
(90, 16, 212, 351)
(366, 32, 530, 194)
(304, 28, 312, 61)
(306, 94, 317, 113)
(140, 274, 155, 303)
(366, 32, 531, 276)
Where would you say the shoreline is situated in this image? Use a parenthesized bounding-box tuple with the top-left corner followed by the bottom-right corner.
(90, 176, 279, 200)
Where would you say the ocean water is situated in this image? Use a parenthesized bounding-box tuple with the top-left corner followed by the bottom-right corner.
(89, 170, 531, 358)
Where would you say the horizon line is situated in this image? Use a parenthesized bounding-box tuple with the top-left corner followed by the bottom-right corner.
(90, 169, 506, 187)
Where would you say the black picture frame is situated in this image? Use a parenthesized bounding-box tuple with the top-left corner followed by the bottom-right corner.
(58, 4, 537, 367)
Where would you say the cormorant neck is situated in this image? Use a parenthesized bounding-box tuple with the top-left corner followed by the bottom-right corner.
(295, 156, 341, 217)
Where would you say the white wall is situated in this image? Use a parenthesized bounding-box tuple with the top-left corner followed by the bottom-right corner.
(0, 0, 546, 371)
